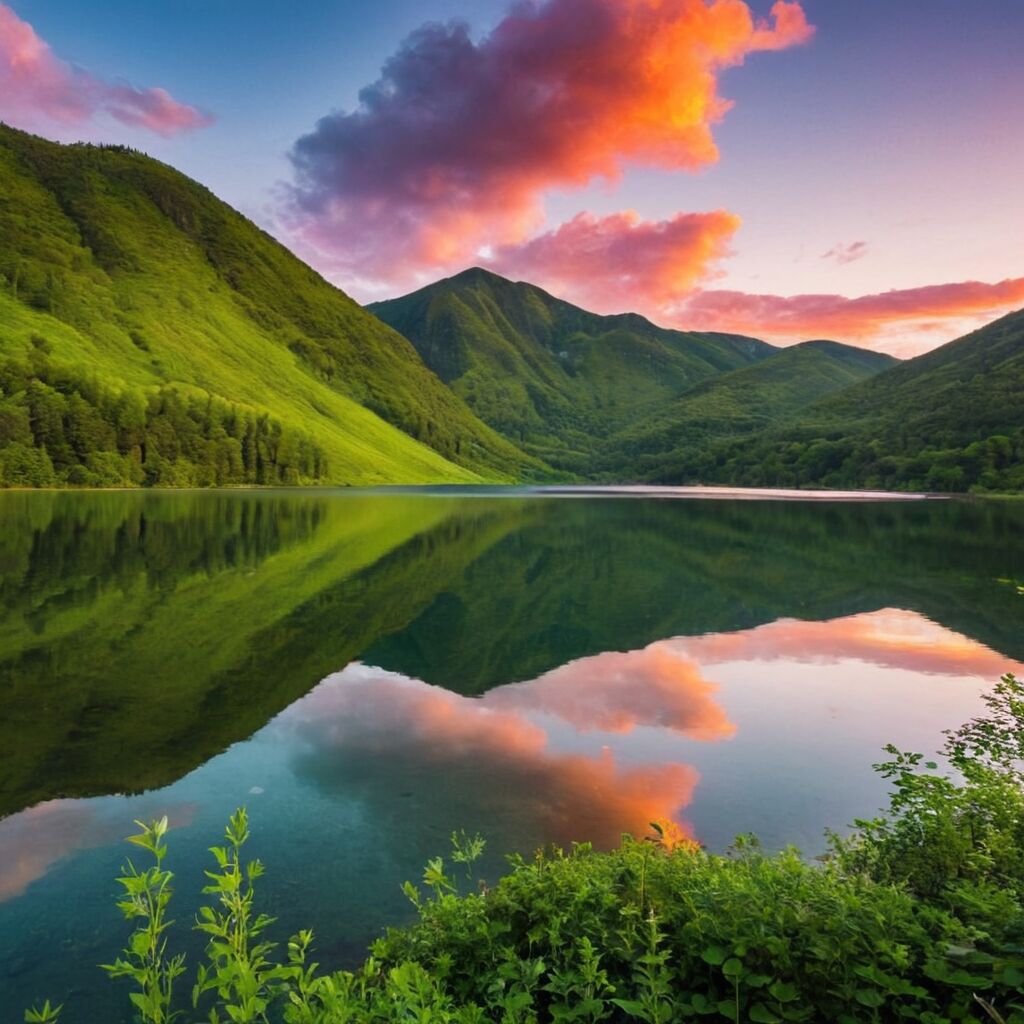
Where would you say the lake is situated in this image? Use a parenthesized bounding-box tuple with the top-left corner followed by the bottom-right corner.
(1, 488, 1022, 1019)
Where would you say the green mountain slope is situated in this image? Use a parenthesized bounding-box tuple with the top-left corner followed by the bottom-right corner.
(651, 310, 1024, 492)
(370, 267, 774, 471)
(605, 340, 898, 478)
(0, 125, 541, 487)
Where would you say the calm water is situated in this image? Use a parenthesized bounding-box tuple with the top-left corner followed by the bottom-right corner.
(1, 488, 1023, 1018)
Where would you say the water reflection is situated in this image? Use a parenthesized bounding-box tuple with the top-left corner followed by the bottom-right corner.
(484, 646, 735, 740)
(669, 608, 1019, 678)
(0, 798, 197, 903)
(1, 599, 1021, 1019)
(284, 665, 706, 850)
(2, 490, 1023, 819)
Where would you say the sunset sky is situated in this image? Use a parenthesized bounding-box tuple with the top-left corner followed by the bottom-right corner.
(2, 0, 1022, 354)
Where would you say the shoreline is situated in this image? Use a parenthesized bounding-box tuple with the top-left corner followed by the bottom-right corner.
(3, 482, 1021, 501)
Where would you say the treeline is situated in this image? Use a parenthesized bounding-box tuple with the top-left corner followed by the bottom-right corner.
(0, 344, 328, 488)
(643, 428, 1024, 494)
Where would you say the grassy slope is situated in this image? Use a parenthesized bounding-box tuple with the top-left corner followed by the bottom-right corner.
(370, 267, 774, 470)
(604, 340, 898, 477)
(0, 126, 541, 484)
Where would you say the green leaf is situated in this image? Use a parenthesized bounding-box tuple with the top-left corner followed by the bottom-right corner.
(722, 957, 743, 979)
(749, 1005, 782, 1024)
(854, 989, 885, 1009)
(702, 946, 728, 966)
(769, 981, 799, 1003)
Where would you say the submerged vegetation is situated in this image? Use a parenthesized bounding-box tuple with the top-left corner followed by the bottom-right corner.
(26, 675, 1024, 1024)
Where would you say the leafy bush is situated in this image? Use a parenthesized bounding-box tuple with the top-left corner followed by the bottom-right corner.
(26, 677, 1024, 1024)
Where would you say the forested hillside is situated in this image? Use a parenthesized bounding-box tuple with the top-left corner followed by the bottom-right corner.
(0, 125, 540, 487)
(1, 126, 1020, 493)
(640, 310, 1024, 493)
(371, 268, 773, 472)
(602, 340, 897, 477)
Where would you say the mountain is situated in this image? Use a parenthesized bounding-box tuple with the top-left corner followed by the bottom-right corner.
(0, 125, 541, 487)
(603, 339, 898, 478)
(370, 267, 774, 471)
(648, 309, 1024, 492)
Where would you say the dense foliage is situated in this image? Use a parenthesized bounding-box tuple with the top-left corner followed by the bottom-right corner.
(26, 675, 1024, 1024)
(0, 125, 538, 486)
(0, 345, 327, 487)
(637, 427, 1024, 494)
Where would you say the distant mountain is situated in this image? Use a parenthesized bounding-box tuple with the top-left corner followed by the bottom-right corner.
(0, 126, 540, 487)
(648, 309, 1024, 492)
(602, 339, 897, 477)
(370, 267, 773, 471)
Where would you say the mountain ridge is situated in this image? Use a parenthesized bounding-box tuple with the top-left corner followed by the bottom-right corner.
(0, 125, 1020, 494)
(370, 267, 776, 470)
(641, 308, 1024, 492)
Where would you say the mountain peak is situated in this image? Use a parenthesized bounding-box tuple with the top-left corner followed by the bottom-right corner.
(446, 265, 513, 287)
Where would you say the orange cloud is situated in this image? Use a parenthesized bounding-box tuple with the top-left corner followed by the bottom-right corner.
(487, 644, 737, 741)
(671, 608, 1023, 680)
(488, 209, 740, 314)
(0, 3, 212, 137)
(286, 0, 812, 288)
(284, 666, 707, 848)
(673, 277, 1024, 346)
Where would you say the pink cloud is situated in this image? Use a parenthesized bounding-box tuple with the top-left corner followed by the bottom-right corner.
(821, 240, 868, 265)
(284, 666, 704, 849)
(673, 276, 1024, 346)
(487, 644, 737, 741)
(286, 0, 812, 288)
(0, 3, 212, 137)
(488, 209, 740, 313)
(671, 609, 1023, 680)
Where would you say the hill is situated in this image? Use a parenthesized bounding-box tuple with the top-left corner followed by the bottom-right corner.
(0, 125, 541, 487)
(602, 339, 897, 477)
(648, 309, 1024, 492)
(370, 267, 774, 471)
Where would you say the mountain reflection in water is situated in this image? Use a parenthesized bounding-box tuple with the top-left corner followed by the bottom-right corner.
(0, 490, 1022, 1021)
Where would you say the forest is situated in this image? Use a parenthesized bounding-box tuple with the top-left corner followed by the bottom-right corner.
(0, 343, 327, 487)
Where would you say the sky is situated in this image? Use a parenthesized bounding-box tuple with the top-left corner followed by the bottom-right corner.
(2, 0, 1023, 355)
